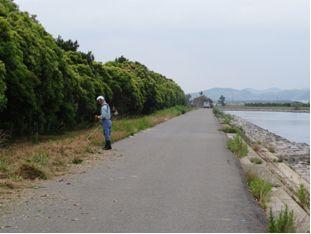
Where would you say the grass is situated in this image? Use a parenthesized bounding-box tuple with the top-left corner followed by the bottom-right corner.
(245, 170, 272, 208)
(297, 184, 310, 209)
(219, 126, 239, 133)
(213, 106, 223, 117)
(0, 105, 191, 192)
(227, 134, 249, 158)
(250, 157, 263, 164)
(0, 106, 191, 190)
(72, 158, 83, 164)
(245, 170, 257, 184)
(249, 178, 272, 208)
(0, 159, 9, 173)
(268, 206, 296, 233)
(29, 152, 49, 166)
(221, 115, 233, 125)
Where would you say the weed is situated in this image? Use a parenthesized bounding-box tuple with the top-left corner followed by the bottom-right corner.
(219, 126, 238, 133)
(52, 159, 65, 167)
(222, 115, 233, 125)
(8, 175, 23, 181)
(297, 184, 310, 208)
(0, 159, 9, 172)
(245, 170, 257, 184)
(250, 157, 263, 164)
(31, 152, 49, 166)
(137, 117, 150, 131)
(227, 134, 249, 158)
(213, 107, 224, 118)
(175, 105, 189, 115)
(249, 178, 272, 208)
(72, 158, 83, 164)
(268, 206, 296, 233)
(85, 145, 95, 154)
(16, 164, 47, 180)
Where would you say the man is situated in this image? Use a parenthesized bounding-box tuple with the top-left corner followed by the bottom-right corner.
(95, 96, 112, 150)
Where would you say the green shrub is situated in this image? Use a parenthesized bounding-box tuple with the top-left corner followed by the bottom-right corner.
(213, 107, 223, 118)
(250, 157, 263, 164)
(222, 115, 233, 125)
(72, 158, 83, 164)
(219, 126, 238, 133)
(249, 178, 272, 208)
(227, 134, 249, 158)
(297, 184, 310, 208)
(0, 1, 187, 137)
(268, 206, 295, 233)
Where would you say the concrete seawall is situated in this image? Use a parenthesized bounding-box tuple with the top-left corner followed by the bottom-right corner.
(230, 115, 310, 182)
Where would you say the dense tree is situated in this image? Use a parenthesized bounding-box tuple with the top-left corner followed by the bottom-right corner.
(0, 60, 6, 110)
(0, 0, 186, 136)
(56, 35, 79, 52)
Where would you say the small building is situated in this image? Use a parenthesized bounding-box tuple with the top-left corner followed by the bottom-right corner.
(191, 95, 214, 108)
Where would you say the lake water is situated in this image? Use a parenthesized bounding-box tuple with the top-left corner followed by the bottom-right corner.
(226, 111, 310, 144)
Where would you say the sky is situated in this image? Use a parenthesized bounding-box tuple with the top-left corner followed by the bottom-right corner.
(15, 0, 310, 93)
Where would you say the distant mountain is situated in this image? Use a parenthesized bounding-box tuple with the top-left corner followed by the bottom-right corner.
(190, 88, 310, 103)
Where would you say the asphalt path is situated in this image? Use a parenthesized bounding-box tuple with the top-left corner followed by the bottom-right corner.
(0, 109, 266, 232)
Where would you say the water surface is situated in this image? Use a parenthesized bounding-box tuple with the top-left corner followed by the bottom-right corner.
(226, 111, 310, 144)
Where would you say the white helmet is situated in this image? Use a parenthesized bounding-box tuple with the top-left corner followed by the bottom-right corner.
(96, 96, 105, 101)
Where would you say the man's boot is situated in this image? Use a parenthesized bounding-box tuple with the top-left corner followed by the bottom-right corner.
(104, 140, 112, 150)
(102, 141, 108, 150)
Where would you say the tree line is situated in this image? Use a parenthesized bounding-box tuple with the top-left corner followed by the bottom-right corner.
(0, 0, 186, 136)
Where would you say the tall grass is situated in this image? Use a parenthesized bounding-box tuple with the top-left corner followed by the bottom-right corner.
(268, 206, 296, 233)
(245, 170, 272, 209)
(0, 105, 191, 187)
(227, 134, 249, 158)
(297, 184, 310, 209)
(249, 178, 272, 208)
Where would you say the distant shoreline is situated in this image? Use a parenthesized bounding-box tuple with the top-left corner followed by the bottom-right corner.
(220, 106, 310, 113)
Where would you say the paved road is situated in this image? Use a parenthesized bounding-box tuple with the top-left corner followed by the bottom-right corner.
(0, 109, 266, 232)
